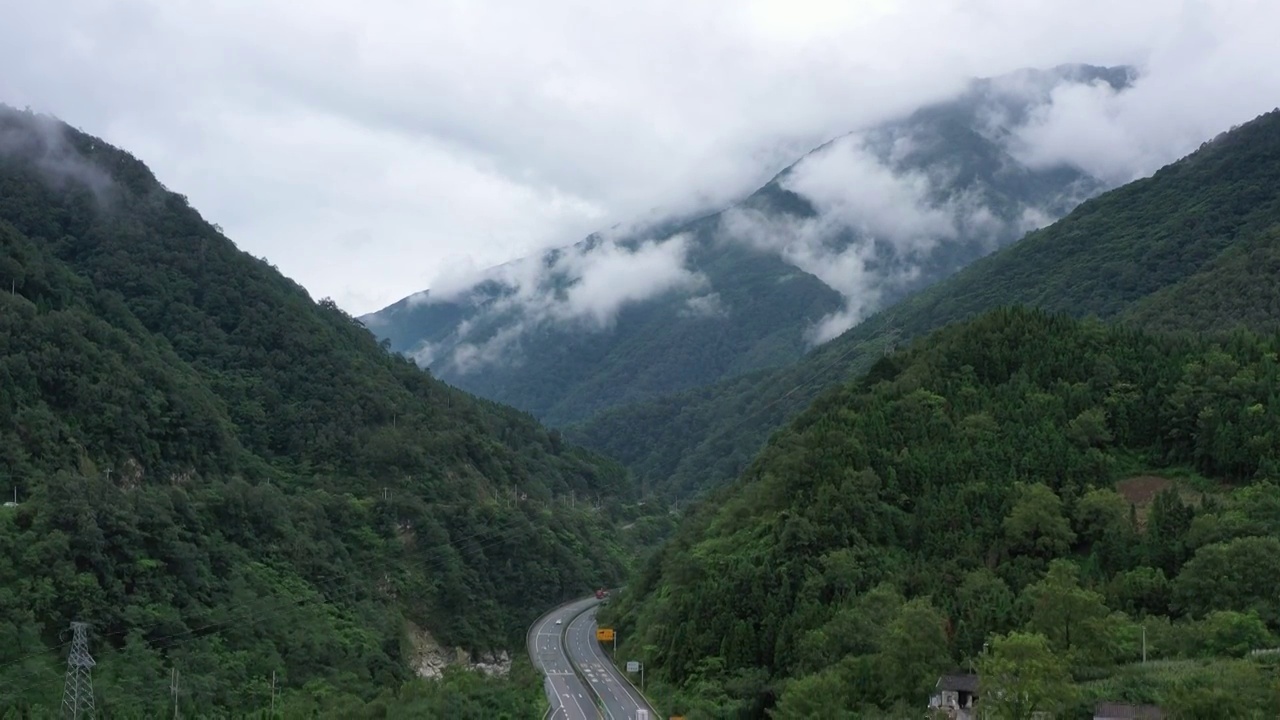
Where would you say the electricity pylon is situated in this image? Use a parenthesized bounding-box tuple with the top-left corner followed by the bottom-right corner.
(62, 621, 96, 719)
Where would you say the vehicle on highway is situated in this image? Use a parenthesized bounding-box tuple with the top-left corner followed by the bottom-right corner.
(555, 619, 562, 625)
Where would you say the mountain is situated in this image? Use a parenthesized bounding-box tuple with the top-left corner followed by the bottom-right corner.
(601, 307, 1280, 718)
(363, 64, 1129, 427)
(569, 107, 1280, 501)
(0, 105, 643, 717)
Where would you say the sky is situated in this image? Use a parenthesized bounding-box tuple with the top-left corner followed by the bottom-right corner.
(2, 1, 1279, 315)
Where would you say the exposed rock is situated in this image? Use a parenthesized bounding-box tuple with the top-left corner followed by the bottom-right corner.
(406, 621, 512, 679)
(473, 649, 512, 677)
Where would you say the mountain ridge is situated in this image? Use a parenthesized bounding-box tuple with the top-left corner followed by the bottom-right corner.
(0, 104, 642, 717)
(363, 63, 1129, 426)
(568, 106, 1280, 502)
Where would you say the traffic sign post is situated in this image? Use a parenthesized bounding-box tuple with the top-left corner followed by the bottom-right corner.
(596, 626, 617, 656)
(627, 660, 645, 692)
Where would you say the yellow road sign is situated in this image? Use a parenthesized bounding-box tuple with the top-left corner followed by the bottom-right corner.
(596, 627, 615, 642)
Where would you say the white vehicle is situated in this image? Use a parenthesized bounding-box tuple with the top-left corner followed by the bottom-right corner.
(555, 619, 562, 625)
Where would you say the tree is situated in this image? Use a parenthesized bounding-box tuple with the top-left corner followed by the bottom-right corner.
(1172, 536, 1280, 626)
(878, 598, 952, 705)
(953, 569, 1016, 660)
(977, 632, 1075, 720)
(1020, 560, 1117, 667)
(1196, 610, 1273, 658)
(1066, 407, 1113, 448)
(1004, 483, 1076, 558)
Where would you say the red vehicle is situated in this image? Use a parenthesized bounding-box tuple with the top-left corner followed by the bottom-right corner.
(595, 588, 609, 600)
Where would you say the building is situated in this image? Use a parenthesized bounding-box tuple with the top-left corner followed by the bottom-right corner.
(1093, 702, 1164, 720)
(928, 673, 979, 720)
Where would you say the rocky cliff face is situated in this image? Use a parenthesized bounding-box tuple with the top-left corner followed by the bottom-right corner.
(407, 621, 513, 679)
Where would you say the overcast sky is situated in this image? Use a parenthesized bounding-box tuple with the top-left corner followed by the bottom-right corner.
(2, 1, 1278, 315)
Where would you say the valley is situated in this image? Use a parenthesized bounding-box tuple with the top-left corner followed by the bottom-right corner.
(2, 26, 1278, 720)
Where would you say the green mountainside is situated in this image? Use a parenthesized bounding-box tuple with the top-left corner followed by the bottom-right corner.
(570, 107, 1280, 502)
(0, 106, 646, 717)
(602, 307, 1280, 718)
(364, 65, 1125, 428)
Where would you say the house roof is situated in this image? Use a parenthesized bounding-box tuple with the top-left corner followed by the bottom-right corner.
(1094, 702, 1165, 719)
(936, 674, 979, 693)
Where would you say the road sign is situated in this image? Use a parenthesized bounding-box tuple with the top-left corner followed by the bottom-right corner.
(626, 661, 640, 673)
(596, 627, 615, 642)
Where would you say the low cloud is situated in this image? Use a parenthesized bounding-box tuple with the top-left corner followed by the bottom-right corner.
(1006, 7, 1280, 185)
(714, 63, 1202, 344)
(0, 106, 115, 202)
(415, 233, 705, 373)
(681, 293, 728, 320)
(4, 2, 1277, 313)
(721, 125, 1072, 344)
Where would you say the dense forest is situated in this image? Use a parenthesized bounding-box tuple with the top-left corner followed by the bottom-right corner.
(602, 307, 1280, 718)
(569, 106, 1280, 503)
(0, 105, 658, 717)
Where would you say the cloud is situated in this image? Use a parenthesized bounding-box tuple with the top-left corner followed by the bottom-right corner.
(681, 293, 728, 320)
(1006, 4, 1280, 185)
(417, 233, 705, 373)
(1, 1, 1278, 313)
(719, 119, 1070, 344)
(0, 107, 115, 202)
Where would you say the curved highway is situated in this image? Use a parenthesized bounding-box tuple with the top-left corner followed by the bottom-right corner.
(529, 598, 598, 720)
(566, 603, 655, 719)
(529, 595, 657, 720)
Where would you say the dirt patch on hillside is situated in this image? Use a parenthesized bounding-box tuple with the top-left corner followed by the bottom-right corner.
(1117, 475, 1175, 506)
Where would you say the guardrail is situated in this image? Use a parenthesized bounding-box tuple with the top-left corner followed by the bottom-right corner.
(607, 652, 658, 719)
(560, 600, 613, 719)
(527, 601, 574, 719)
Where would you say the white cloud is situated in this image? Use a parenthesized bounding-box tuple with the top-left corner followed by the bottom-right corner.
(0, 109, 115, 202)
(682, 293, 728, 320)
(418, 233, 704, 373)
(720, 128, 1036, 344)
(1, 1, 1278, 313)
(1007, 2, 1280, 185)
(783, 137, 961, 253)
(550, 235, 706, 329)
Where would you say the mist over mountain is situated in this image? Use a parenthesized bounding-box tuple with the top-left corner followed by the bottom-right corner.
(364, 64, 1130, 426)
(571, 106, 1280, 503)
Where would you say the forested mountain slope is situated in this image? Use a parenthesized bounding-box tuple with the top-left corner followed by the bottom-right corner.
(364, 64, 1126, 427)
(602, 307, 1280, 718)
(570, 107, 1280, 502)
(0, 105, 639, 717)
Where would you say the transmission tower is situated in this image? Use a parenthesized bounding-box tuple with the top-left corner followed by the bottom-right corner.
(62, 621, 96, 719)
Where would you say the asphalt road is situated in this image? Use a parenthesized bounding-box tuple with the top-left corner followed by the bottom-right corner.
(529, 595, 658, 720)
(565, 603, 656, 720)
(528, 598, 598, 720)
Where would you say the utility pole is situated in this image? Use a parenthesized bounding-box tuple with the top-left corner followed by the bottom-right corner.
(270, 671, 277, 714)
(1142, 625, 1147, 663)
(62, 622, 96, 720)
(171, 667, 180, 719)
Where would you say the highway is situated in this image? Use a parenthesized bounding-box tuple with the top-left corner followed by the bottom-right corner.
(529, 595, 658, 720)
(529, 598, 598, 720)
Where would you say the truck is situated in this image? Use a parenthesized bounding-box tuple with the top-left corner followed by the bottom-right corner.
(595, 588, 610, 600)
(635, 710, 648, 720)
